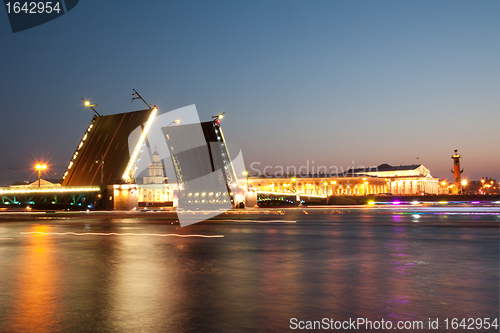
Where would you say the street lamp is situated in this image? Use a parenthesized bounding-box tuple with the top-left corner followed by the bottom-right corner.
(81, 98, 101, 116)
(212, 112, 225, 120)
(35, 162, 47, 188)
(441, 180, 447, 194)
(167, 118, 180, 127)
(330, 180, 336, 196)
(461, 179, 468, 195)
(212, 112, 225, 124)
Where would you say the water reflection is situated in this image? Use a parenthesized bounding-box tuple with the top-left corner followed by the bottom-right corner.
(7, 225, 62, 332)
(0, 209, 497, 332)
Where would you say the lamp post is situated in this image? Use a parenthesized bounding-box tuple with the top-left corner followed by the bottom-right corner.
(95, 155, 104, 189)
(212, 112, 225, 125)
(132, 89, 154, 109)
(330, 180, 336, 195)
(167, 118, 180, 127)
(35, 162, 47, 188)
(441, 180, 447, 195)
(212, 112, 225, 120)
(81, 98, 101, 116)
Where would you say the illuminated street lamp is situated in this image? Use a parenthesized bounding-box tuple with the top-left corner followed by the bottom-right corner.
(461, 179, 468, 195)
(440, 180, 447, 194)
(330, 180, 337, 196)
(35, 162, 47, 188)
(81, 98, 101, 116)
(167, 118, 180, 127)
(212, 112, 225, 120)
(212, 112, 225, 124)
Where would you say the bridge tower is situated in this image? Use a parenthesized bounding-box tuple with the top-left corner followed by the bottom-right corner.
(451, 150, 463, 194)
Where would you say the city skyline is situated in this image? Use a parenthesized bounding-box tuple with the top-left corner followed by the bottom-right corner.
(1, 0, 499, 186)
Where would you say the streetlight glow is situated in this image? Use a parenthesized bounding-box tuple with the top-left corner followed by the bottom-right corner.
(167, 118, 181, 127)
(35, 162, 47, 188)
(81, 98, 101, 116)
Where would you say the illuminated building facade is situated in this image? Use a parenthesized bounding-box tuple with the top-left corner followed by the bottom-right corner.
(354, 163, 440, 195)
(248, 164, 440, 196)
(137, 148, 175, 205)
(468, 178, 499, 195)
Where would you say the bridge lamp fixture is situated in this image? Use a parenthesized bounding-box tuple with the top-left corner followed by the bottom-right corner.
(35, 162, 47, 188)
(167, 118, 180, 127)
(81, 98, 101, 116)
(212, 112, 225, 123)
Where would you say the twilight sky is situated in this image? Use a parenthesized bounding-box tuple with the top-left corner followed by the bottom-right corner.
(0, 0, 498, 186)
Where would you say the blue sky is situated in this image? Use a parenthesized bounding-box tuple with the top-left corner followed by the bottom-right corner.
(0, 0, 498, 185)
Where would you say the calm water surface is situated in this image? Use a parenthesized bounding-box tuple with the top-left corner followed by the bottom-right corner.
(0, 206, 498, 332)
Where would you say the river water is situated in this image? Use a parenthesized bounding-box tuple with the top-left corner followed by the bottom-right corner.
(0, 205, 498, 332)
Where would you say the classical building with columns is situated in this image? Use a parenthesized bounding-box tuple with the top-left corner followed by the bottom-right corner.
(137, 148, 174, 205)
(248, 163, 440, 196)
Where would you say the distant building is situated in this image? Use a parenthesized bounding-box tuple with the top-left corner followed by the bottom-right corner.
(346, 163, 439, 195)
(248, 163, 440, 196)
(467, 178, 499, 195)
(142, 147, 167, 185)
(10, 179, 61, 188)
(137, 147, 174, 205)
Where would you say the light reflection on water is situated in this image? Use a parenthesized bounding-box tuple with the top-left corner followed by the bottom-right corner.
(0, 207, 498, 332)
(6, 225, 63, 332)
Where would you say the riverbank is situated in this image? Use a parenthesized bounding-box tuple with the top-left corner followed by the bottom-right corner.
(327, 194, 500, 205)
